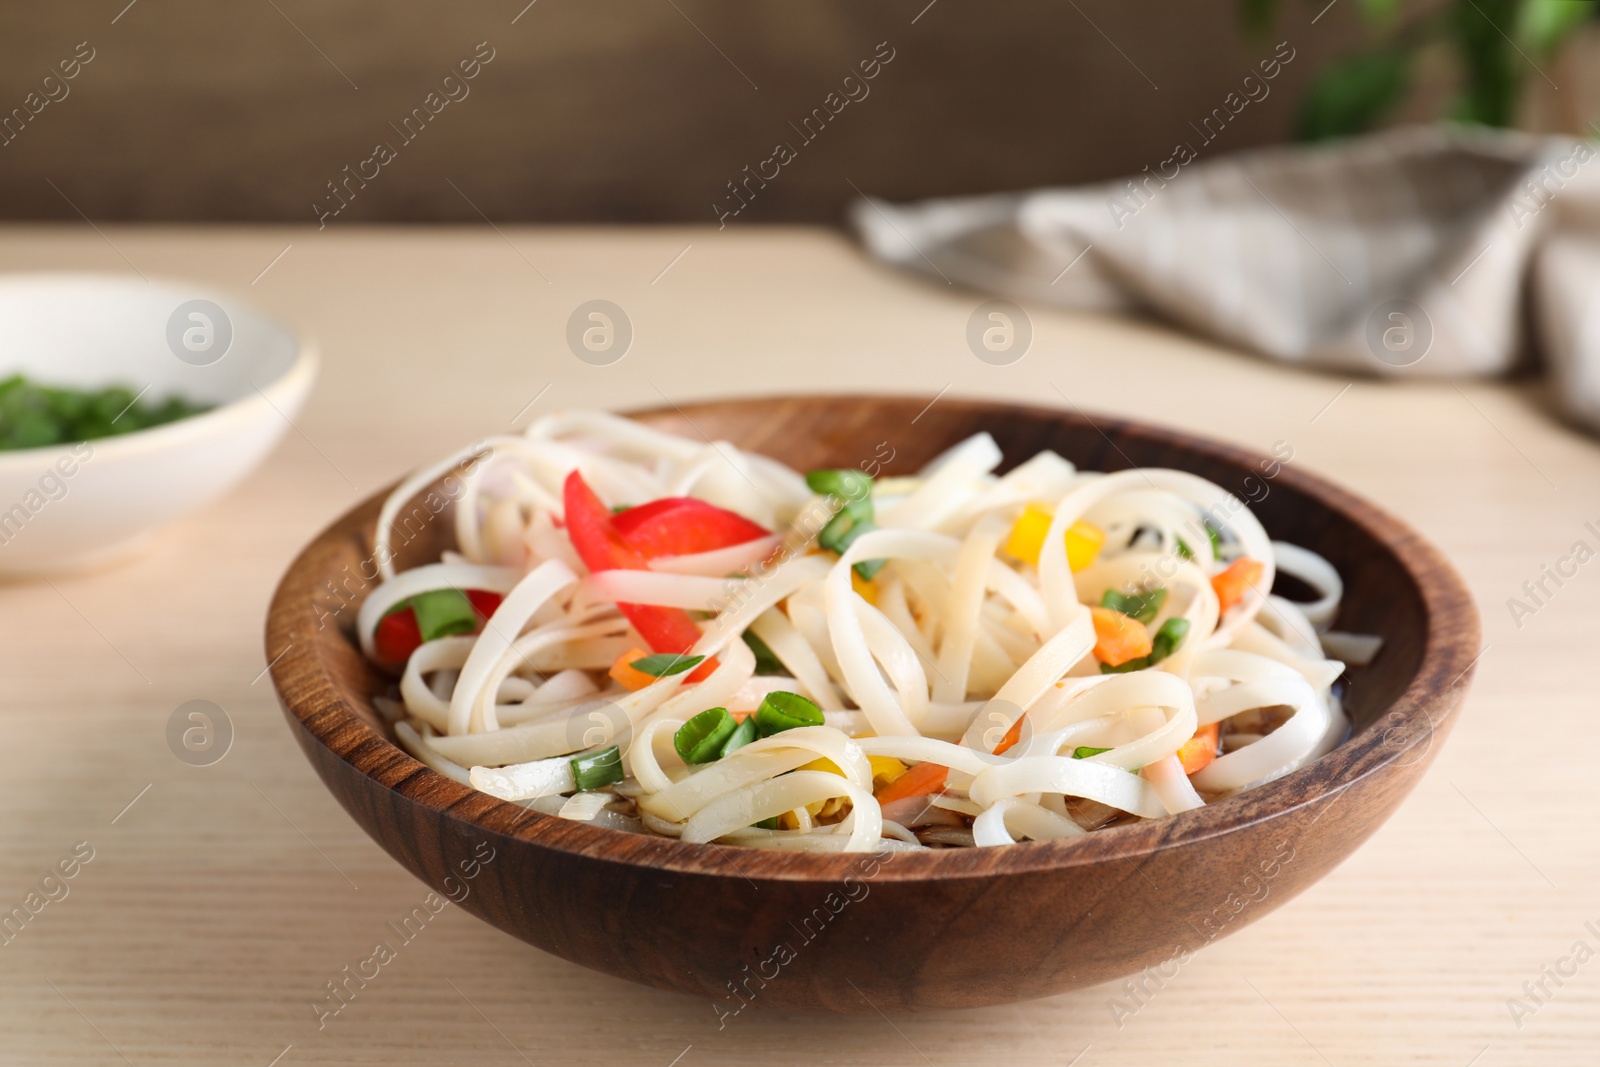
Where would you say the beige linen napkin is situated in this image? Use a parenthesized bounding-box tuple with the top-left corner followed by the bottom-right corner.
(854, 124, 1600, 431)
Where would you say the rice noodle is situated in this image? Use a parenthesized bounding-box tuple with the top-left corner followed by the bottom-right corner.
(647, 535, 782, 576)
(972, 798, 1086, 845)
(1321, 630, 1384, 665)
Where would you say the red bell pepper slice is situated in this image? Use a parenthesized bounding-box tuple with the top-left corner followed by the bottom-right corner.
(465, 589, 503, 621)
(563, 471, 717, 680)
(373, 589, 504, 666)
(612, 496, 769, 558)
(609, 497, 695, 530)
(374, 605, 424, 665)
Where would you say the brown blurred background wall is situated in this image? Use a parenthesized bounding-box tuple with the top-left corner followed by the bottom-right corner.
(0, 1, 1374, 226)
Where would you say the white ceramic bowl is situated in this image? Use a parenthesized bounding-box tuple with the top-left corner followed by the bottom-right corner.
(0, 273, 316, 574)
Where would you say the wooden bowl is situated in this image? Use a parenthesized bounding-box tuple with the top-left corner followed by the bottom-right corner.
(265, 395, 1480, 1013)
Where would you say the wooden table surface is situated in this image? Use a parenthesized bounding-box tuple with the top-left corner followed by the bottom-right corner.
(0, 224, 1594, 1066)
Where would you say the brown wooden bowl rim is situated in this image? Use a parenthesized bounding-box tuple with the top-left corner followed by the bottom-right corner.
(266, 393, 1481, 884)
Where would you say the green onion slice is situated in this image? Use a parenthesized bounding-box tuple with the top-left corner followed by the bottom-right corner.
(754, 691, 823, 737)
(570, 745, 623, 790)
(674, 708, 737, 764)
(809, 469, 884, 580)
(805, 468, 873, 501)
(1179, 523, 1223, 559)
(1073, 744, 1138, 773)
(852, 556, 887, 582)
(630, 653, 705, 677)
(1100, 586, 1167, 624)
(818, 498, 885, 580)
(818, 498, 872, 554)
(1149, 617, 1191, 663)
(742, 631, 786, 675)
(411, 588, 480, 641)
(752, 816, 782, 830)
(719, 716, 758, 758)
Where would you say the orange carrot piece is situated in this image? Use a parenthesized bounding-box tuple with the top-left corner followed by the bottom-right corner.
(993, 715, 1026, 756)
(607, 647, 658, 692)
(873, 761, 948, 805)
(1211, 557, 1265, 616)
(1176, 722, 1221, 776)
(1090, 606, 1153, 666)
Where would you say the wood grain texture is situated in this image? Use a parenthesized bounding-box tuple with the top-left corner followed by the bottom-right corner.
(265, 394, 1480, 1012)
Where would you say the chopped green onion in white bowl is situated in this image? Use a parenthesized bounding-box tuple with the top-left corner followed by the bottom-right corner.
(0, 272, 316, 574)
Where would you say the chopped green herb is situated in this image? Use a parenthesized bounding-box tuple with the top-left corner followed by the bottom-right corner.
(611, 504, 631, 514)
(1073, 746, 1112, 759)
(742, 630, 786, 675)
(0, 375, 211, 451)
(1100, 586, 1167, 624)
(1175, 537, 1194, 561)
(411, 588, 479, 642)
(719, 716, 758, 758)
(754, 691, 824, 737)
(673, 707, 738, 764)
(752, 816, 782, 830)
(629, 653, 705, 677)
(570, 745, 623, 790)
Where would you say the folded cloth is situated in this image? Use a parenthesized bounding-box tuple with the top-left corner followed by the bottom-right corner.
(854, 123, 1600, 432)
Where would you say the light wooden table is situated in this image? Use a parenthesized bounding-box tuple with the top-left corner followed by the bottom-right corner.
(0, 225, 1594, 1066)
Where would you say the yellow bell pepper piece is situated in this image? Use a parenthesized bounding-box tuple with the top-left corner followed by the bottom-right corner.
(798, 755, 907, 790)
(851, 569, 879, 605)
(1065, 520, 1106, 571)
(1004, 504, 1052, 563)
(1005, 504, 1104, 571)
(789, 757, 903, 824)
(869, 755, 907, 787)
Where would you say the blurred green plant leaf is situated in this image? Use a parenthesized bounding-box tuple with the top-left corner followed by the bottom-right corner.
(1270, 0, 1593, 138)
(1295, 49, 1413, 140)
(1516, 0, 1596, 54)
(1361, 0, 1401, 23)
(1451, 0, 1521, 126)
(1240, 0, 1280, 33)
